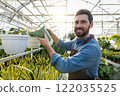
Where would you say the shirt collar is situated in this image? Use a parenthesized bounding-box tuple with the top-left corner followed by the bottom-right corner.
(76, 35, 90, 44)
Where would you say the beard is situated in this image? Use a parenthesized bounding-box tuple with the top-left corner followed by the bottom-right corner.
(74, 25, 90, 38)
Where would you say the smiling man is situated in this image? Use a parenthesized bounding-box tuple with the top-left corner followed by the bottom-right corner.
(37, 9, 101, 80)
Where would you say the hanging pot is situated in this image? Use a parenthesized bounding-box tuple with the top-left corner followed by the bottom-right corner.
(27, 37, 40, 48)
(0, 34, 29, 54)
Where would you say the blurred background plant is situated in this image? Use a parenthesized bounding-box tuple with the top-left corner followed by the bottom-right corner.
(98, 36, 111, 50)
(110, 34, 120, 48)
(8, 27, 27, 35)
(98, 61, 118, 80)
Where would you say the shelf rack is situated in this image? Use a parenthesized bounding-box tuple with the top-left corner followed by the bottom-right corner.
(0, 48, 43, 63)
(105, 59, 120, 67)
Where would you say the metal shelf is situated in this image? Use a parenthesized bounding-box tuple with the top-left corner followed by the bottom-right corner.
(105, 59, 120, 67)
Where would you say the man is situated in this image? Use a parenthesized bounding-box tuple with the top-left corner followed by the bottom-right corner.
(37, 9, 101, 80)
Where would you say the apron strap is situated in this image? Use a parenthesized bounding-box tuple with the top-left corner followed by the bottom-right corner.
(76, 34, 94, 51)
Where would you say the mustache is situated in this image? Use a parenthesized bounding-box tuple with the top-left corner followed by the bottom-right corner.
(75, 27, 84, 31)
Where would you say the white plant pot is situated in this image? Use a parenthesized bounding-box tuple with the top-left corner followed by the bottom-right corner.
(27, 37, 40, 48)
(0, 34, 29, 54)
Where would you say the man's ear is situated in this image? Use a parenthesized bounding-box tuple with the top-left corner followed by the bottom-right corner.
(90, 22, 93, 28)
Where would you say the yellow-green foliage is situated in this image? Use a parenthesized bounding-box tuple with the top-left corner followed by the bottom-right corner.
(110, 34, 120, 48)
(0, 51, 67, 80)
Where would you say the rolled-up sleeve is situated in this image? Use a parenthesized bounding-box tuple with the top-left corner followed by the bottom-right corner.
(51, 45, 101, 73)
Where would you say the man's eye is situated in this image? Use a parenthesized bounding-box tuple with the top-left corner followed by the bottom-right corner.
(81, 21, 87, 23)
(75, 21, 78, 24)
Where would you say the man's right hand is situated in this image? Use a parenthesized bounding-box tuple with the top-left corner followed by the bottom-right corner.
(47, 28, 59, 45)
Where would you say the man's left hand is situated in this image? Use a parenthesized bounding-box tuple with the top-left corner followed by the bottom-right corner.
(37, 33, 50, 48)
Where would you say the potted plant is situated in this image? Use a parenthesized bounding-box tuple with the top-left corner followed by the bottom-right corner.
(0, 27, 29, 54)
(27, 26, 53, 48)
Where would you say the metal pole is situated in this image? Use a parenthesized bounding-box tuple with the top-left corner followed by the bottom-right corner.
(31, 48, 33, 60)
(0, 48, 43, 63)
(117, 20, 119, 34)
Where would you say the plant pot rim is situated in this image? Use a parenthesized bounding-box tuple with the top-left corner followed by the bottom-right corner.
(0, 34, 29, 38)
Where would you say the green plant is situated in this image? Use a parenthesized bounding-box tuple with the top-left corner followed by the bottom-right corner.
(101, 49, 120, 63)
(0, 47, 68, 80)
(110, 34, 120, 48)
(51, 43, 67, 55)
(0, 29, 6, 46)
(8, 27, 27, 35)
(98, 36, 111, 50)
(114, 55, 120, 63)
(0, 29, 6, 34)
(0, 40, 69, 80)
(110, 34, 120, 41)
(98, 61, 117, 80)
(67, 32, 76, 40)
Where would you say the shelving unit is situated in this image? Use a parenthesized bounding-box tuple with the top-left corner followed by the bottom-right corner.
(105, 59, 120, 67)
(0, 48, 43, 63)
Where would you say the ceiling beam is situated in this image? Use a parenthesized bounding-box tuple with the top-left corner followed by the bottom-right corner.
(99, 4, 120, 6)
(25, 13, 120, 16)
(36, 5, 66, 7)
(33, 21, 116, 23)
(91, 0, 101, 12)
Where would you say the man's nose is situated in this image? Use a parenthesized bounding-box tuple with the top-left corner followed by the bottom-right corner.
(77, 22, 82, 27)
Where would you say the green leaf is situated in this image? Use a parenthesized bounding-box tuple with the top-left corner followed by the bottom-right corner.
(13, 65, 33, 73)
(13, 66, 31, 80)
(8, 64, 13, 80)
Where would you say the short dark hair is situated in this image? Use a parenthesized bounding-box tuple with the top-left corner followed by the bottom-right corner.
(75, 9, 93, 24)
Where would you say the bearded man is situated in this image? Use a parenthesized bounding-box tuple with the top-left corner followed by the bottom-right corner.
(37, 9, 101, 80)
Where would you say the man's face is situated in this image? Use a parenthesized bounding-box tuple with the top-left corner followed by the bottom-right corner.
(74, 14, 93, 38)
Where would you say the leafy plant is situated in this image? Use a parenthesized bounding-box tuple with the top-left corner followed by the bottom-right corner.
(101, 49, 120, 63)
(0, 29, 6, 34)
(110, 34, 120, 41)
(0, 47, 68, 80)
(98, 61, 117, 80)
(67, 32, 76, 40)
(8, 27, 27, 35)
(110, 34, 120, 48)
(98, 36, 111, 50)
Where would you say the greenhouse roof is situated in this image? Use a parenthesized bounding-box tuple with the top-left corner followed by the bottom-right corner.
(0, 0, 120, 38)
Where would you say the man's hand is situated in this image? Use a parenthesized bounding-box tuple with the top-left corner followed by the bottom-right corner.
(37, 33, 55, 58)
(37, 33, 50, 48)
(46, 28, 59, 45)
(47, 29, 54, 35)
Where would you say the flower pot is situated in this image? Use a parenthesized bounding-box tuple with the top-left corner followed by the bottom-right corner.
(27, 37, 40, 48)
(29, 26, 51, 41)
(0, 34, 29, 54)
